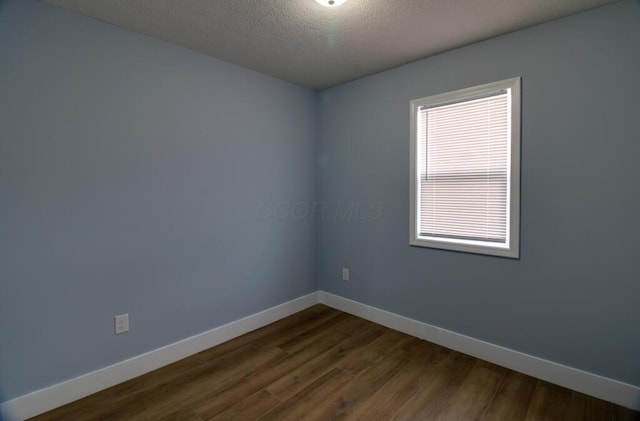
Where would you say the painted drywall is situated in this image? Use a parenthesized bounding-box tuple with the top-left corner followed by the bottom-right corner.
(0, 0, 316, 402)
(317, 0, 640, 387)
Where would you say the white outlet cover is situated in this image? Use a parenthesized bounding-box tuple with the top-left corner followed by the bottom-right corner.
(115, 313, 129, 335)
(342, 268, 350, 281)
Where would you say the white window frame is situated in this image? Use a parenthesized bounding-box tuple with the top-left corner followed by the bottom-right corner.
(410, 77, 521, 258)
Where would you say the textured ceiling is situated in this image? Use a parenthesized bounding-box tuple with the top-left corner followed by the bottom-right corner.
(42, 0, 619, 90)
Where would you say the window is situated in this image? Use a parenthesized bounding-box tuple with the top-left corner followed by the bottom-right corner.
(410, 78, 521, 258)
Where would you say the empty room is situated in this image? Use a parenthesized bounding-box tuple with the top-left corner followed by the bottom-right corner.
(1, 0, 639, 419)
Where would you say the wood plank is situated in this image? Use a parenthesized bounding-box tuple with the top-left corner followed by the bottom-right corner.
(206, 389, 281, 421)
(480, 370, 537, 421)
(338, 327, 416, 375)
(265, 321, 385, 400)
(308, 346, 414, 419)
(391, 352, 476, 421)
(274, 312, 369, 354)
(27, 354, 207, 421)
(349, 340, 449, 421)
(157, 407, 204, 421)
(567, 391, 612, 421)
(433, 360, 506, 421)
(194, 324, 355, 419)
(612, 406, 640, 421)
(86, 346, 288, 421)
(523, 380, 572, 421)
(257, 368, 354, 421)
(253, 306, 346, 351)
(196, 304, 341, 361)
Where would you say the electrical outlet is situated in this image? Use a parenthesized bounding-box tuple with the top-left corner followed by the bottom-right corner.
(342, 268, 350, 281)
(115, 313, 129, 335)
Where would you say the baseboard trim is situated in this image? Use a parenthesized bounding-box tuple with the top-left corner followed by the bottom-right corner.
(317, 291, 640, 411)
(4, 290, 638, 419)
(1, 292, 320, 421)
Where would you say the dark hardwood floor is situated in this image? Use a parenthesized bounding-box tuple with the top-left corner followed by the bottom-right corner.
(30, 305, 639, 420)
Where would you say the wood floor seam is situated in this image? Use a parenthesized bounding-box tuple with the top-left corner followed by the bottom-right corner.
(478, 367, 510, 421)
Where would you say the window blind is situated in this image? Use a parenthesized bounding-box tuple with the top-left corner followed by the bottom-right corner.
(417, 92, 510, 244)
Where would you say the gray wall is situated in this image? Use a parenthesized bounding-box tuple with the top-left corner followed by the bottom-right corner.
(317, 0, 640, 387)
(0, 0, 316, 401)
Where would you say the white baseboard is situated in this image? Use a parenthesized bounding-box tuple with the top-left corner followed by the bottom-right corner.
(317, 291, 640, 411)
(1, 292, 320, 421)
(3, 290, 638, 420)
